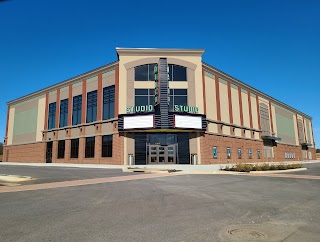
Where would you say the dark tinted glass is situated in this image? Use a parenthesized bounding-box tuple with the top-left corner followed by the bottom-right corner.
(103, 85, 115, 120)
(57, 140, 65, 159)
(86, 90, 97, 123)
(135, 89, 149, 95)
(102, 135, 112, 157)
(85, 137, 95, 158)
(174, 89, 187, 95)
(168, 64, 173, 81)
(59, 99, 68, 128)
(174, 96, 188, 106)
(173, 65, 187, 81)
(148, 64, 156, 81)
(135, 65, 148, 81)
(48, 102, 56, 129)
(135, 96, 148, 106)
(72, 95, 82, 125)
(149, 89, 154, 95)
(70, 139, 79, 158)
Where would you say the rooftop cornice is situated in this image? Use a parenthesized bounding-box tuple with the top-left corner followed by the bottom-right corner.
(7, 61, 119, 106)
(116, 48, 205, 57)
(202, 61, 312, 120)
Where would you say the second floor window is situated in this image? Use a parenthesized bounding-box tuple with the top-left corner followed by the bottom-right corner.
(169, 89, 188, 111)
(135, 64, 156, 81)
(48, 102, 56, 129)
(59, 99, 68, 128)
(86, 90, 97, 123)
(103, 85, 115, 120)
(72, 95, 82, 125)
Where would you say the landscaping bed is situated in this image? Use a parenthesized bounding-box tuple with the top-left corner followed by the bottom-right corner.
(223, 163, 303, 172)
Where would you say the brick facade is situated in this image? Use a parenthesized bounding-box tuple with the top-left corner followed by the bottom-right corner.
(3, 142, 46, 163)
(200, 133, 313, 164)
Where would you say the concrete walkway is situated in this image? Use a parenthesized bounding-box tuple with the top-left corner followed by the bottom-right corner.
(0, 160, 319, 172)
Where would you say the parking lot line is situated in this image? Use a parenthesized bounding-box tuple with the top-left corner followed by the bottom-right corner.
(240, 173, 320, 180)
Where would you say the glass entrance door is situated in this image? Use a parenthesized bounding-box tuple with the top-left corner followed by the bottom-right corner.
(147, 144, 177, 164)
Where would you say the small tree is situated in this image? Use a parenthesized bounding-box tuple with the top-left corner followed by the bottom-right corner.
(316, 148, 320, 153)
(0, 142, 3, 155)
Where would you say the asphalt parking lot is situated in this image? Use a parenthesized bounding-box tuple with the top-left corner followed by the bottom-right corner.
(1, 163, 320, 242)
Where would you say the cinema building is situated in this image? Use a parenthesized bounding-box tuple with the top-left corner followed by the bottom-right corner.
(3, 48, 316, 165)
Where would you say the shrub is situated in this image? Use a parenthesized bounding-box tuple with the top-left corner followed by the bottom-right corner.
(222, 162, 303, 172)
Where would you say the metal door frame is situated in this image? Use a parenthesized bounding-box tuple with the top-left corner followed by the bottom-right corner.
(147, 144, 177, 164)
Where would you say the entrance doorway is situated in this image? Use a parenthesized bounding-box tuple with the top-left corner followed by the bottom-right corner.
(46, 141, 53, 163)
(147, 144, 177, 164)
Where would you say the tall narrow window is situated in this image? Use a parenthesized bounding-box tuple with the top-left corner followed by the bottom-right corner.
(103, 85, 115, 120)
(57, 140, 65, 159)
(86, 90, 97, 123)
(227, 147, 231, 159)
(257, 149, 261, 159)
(70, 138, 79, 158)
(59, 99, 68, 128)
(248, 148, 252, 159)
(72, 95, 82, 125)
(238, 148, 242, 159)
(213, 146, 218, 158)
(48, 102, 56, 129)
(102, 135, 113, 157)
(85, 137, 95, 158)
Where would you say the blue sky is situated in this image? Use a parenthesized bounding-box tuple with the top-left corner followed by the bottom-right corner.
(0, 0, 319, 147)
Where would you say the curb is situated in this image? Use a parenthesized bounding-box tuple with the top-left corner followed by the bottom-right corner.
(249, 168, 307, 174)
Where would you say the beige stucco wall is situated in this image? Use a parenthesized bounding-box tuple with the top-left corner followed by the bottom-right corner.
(60, 86, 69, 100)
(241, 90, 250, 128)
(250, 94, 258, 130)
(134, 81, 155, 89)
(219, 79, 229, 123)
(118, 51, 204, 115)
(72, 81, 82, 97)
(231, 85, 240, 126)
(309, 121, 314, 147)
(102, 69, 115, 88)
(48, 90, 57, 104)
(87, 76, 98, 93)
(36, 97, 46, 141)
(293, 114, 299, 145)
(271, 103, 277, 137)
(7, 107, 15, 145)
(204, 74, 217, 121)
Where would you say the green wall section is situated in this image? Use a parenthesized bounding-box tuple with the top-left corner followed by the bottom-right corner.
(306, 120, 311, 143)
(13, 107, 38, 136)
(276, 113, 295, 138)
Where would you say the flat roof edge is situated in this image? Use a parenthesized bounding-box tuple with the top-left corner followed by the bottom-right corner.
(202, 61, 312, 120)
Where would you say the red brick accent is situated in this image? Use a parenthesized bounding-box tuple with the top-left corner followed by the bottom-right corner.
(4, 142, 46, 163)
(227, 81, 234, 135)
(269, 101, 274, 134)
(44, 92, 49, 130)
(202, 68, 207, 115)
(56, 89, 60, 128)
(247, 91, 254, 138)
(81, 79, 87, 124)
(115, 65, 119, 116)
(97, 73, 103, 120)
(68, 84, 73, 126)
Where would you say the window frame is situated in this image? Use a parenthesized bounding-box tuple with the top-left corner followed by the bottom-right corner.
(213, 146, 218, 159)
(59, 98, 68, 128)
(57, 140, 65, 159)
(227, 147, 231, 159)
(86, 90, 98, 123)
(85, 137, 95, 158)
(72, 95, 82, 126)
(238, 148, 242, 159)
(103, 85, 115, 120)
(48, 102, 56, 130)
(70, 138, 79, 158)
(102, 135, 113, 157)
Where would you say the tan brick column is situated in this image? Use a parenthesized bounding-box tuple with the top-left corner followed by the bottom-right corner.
(65, 139, 71, 163)
(95, 135, 102, 163)
(79, 137, 86, 163)
(52, 140, 58, 163)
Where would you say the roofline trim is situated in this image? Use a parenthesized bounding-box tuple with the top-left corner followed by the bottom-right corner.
(202, 61, 312, 120)
(116, 47, 205, 56)
(7, 61, 119, 106)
